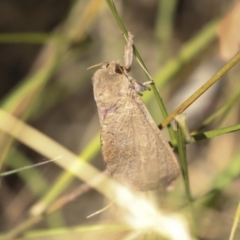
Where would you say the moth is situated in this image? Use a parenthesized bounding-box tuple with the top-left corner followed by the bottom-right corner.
(92, 32, 179, 191)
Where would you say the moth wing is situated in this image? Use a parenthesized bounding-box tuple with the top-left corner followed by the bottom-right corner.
(101, 89, 179, 191)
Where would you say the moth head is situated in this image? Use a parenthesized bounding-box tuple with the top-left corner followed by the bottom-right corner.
(102, 62, 126, 76)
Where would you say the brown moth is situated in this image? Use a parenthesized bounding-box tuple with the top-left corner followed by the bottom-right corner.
(92, 32, 179, 191)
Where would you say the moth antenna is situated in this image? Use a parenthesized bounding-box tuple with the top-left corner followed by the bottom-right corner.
(87, 62, 108, 70)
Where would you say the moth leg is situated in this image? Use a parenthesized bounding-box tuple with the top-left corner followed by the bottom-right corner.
(129, 78, 151, 95)
(142, 80, 154, 87)
(124, 32, 134, 72)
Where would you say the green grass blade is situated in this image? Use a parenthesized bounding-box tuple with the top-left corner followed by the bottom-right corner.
(192, 124, 240, 142)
